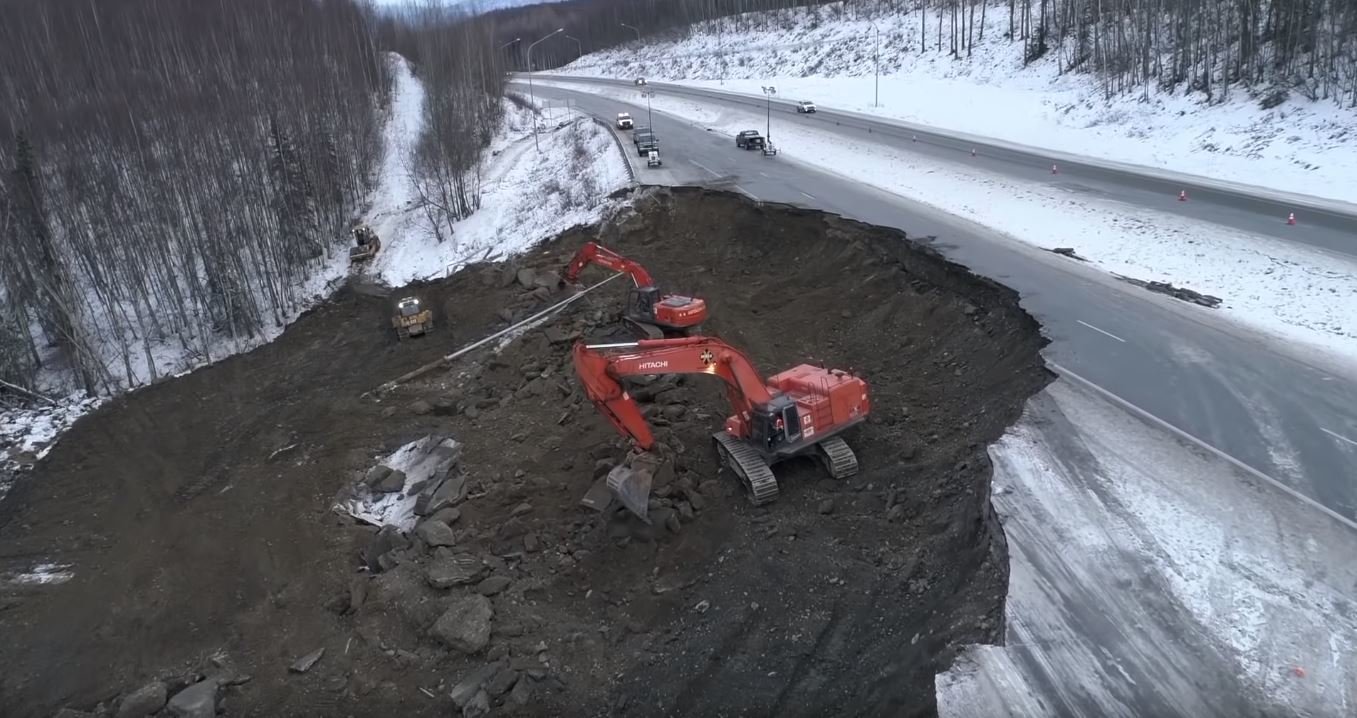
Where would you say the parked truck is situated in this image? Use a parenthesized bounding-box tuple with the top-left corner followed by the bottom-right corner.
(633, 128, 659, 157)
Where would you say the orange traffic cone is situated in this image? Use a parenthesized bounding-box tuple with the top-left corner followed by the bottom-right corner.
(1287, 212, 1296, 225)
(1178, 190, 1187, 202)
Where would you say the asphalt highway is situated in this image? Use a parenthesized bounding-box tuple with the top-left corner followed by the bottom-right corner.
(521, 81, 1357, 527)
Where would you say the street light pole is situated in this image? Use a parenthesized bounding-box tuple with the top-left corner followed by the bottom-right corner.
(620, 22, 641, 43)
(761, 85, 776, 144)
(526, 28, 565, 151)
(641, 89, 654, 129)
(564, 34, 582, 61)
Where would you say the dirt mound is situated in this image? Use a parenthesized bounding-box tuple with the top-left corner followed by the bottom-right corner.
(0, 187, 1049, 717)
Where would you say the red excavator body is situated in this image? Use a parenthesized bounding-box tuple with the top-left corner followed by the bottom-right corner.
(572, 337, 869, 507)
(563, 241, 708, 338)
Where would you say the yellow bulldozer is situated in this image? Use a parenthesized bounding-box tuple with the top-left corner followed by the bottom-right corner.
(392, 297, 433, 340)
(350, 224, 381, 264)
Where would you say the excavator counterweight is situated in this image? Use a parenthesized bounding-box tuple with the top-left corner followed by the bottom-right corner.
(572, 337, 870, 515)
(563, 242, 708, 339)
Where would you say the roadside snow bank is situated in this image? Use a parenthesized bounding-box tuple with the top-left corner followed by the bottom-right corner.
(555, 2, 1357, 204)
(539, 80, 1357, 363)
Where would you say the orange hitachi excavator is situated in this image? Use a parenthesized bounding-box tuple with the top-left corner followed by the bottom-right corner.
(573, 336, 869, 509)
(562, 241, 708, 339)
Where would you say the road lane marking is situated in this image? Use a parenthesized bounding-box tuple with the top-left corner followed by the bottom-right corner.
(1050, 360, 1357, 533)
(1322, 428, 1357, 448)
(759, 171, 769, 177)
(690, 160, 721, 177)
(734, 185, 759, 200)
(1077, 320, 1126, 343)
(800, 191, 817, 200)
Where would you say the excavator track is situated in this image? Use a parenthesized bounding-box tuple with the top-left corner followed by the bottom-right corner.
(712, 432, 779, 506)
(623, 317, 665, 340)
(816, 436, 859, 480)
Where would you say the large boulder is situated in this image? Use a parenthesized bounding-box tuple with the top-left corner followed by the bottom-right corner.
(116, 681, 167, 718)
(430, 595, 493, 654)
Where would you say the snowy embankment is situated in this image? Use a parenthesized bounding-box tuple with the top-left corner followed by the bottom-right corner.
(364, 61, 630, 285)
(0, 55, 630, 499)
(537, 79, 1357, 363)
(937, 380, 1357, 717)
(554, 2, 1356, 205)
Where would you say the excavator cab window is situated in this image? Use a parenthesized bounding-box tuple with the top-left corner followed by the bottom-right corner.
(628, 286, 659, 320)
(781, 405, 801, 442)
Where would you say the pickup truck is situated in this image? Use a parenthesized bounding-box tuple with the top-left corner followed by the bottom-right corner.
(616, 112, 633, 130)
(633, 128, 659, 156)
(735, 130, 765, 150)
(795, 100, 817, 113)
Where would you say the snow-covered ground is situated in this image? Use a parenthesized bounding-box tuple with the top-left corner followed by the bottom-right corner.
(0, 55, 631, 497)
(364, 60, 629, 285)
(553, 2, 1357, 205)
(538, 79, 1357, 364)
(937, 378, 1357, 717)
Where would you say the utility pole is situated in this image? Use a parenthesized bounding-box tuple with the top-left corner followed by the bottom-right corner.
(761, 85, 776, 144)
(527, 28, 564, 151)
(620, 23, 641, 43)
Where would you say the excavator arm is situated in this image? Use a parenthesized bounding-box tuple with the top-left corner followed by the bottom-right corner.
(572, 337, 775, 450)
(563, 241, 656, 288)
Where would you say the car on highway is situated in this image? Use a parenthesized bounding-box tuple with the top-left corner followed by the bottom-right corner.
(796, 100, 817, 113)
(634, 78, 647, 86)
(616, 112, 633, 130)
(735, 130, 765, 150)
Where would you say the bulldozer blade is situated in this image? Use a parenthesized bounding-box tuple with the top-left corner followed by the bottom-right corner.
(579, 476, 614, 512)
(606, 464, 653, 522)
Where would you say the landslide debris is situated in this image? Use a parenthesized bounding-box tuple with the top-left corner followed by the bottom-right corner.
(0, 187, 1049, 718)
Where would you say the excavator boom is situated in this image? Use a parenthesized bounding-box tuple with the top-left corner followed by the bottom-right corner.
(572, 337, 773, 451)
(563, 241, 656, 287)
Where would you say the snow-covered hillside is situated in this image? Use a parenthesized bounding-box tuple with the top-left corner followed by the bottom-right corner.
(363, 64, 629, 285)
(0, 54, 630, 499)
(554, 2, 1356, 203)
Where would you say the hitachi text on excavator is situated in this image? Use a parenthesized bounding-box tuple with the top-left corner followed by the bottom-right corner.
(573, 336, 869, 516)
(562, 241, 708, 339)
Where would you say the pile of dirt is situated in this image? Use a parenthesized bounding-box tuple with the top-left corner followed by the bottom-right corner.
(0, 187, 1050, 718)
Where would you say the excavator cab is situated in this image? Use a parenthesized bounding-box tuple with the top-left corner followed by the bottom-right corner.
(749, 395, 802, 450)
(627, 286, 661, 321)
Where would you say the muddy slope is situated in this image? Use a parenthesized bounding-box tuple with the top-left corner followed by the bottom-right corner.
(0, 187, 1050, 718)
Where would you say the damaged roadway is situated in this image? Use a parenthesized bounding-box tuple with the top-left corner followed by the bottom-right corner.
(0, 187, 1050, 717)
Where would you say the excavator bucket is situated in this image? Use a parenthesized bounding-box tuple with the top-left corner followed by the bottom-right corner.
(606, 451, 667, 521)
(607, 464, 652, 521)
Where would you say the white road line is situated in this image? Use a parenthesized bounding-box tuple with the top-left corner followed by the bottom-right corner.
(734, 185, 759, 201)
(1076, 319, 1126, 343)
(1322, 428, 1357, 448)
(1050, 360, 1357, 533)
(690, 160, 721, 177)
(759, 171, 769, 177)
(800, 191, 817, 200)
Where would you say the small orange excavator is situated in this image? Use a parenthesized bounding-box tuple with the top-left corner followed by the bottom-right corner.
(562, 241, 708, 339)
(573, 336, 869, 514)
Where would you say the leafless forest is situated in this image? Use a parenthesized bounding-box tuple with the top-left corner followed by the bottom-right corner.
(496, 0, 1357, 106)
(0, 0, 511, 397)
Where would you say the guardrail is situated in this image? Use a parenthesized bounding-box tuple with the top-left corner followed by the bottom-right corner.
(586, 115, 637, 184)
